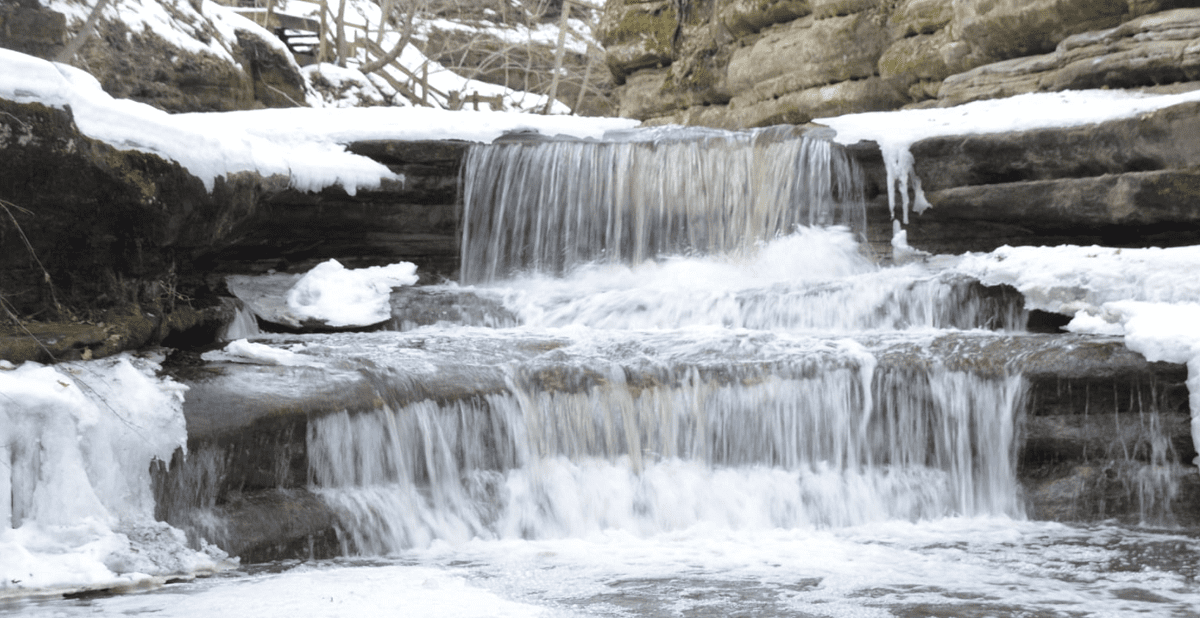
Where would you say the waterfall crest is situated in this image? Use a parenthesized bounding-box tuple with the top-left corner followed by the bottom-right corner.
(460, 126, 867, 283)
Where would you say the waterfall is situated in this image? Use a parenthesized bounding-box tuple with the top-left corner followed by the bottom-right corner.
(460, 126, 867, 283)
(307, 357, 1027, 554)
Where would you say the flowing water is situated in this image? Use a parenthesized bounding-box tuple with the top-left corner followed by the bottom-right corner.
(5, 128, 1199, 617)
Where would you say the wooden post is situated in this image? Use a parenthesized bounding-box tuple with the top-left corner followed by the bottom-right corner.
(264, 0, 276, 29)
(542, 0, 571, 114)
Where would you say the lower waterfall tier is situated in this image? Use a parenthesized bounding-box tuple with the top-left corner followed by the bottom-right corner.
(156, 330, 1197, 563)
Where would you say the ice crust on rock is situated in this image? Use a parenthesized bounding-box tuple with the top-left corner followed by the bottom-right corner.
(0, 355, 227, 597)
(953, 244, 1200, 465)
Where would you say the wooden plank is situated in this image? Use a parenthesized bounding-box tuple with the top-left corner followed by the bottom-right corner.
(272, 12, 321, 32)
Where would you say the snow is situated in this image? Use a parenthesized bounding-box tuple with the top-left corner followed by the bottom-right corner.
(0, 355, 228, 598)
(952, 244, 1200, 465)
(200, 339, 324, 367)
(817, 89, 1200, 225)
(0, 47, 634, 193)
(286, 259, 418, 327)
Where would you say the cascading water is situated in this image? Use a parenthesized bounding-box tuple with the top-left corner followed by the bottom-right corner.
(305, 127, 1048, 556)
(10, 126, 1197, 617)
(459, 126, 866, 283)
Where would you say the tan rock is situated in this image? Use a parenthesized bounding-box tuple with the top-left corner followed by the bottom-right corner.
(598, 0, 678, 82)
(878, 28, 971, 85)
(728, 76, 908, 127)
(617, 68, 678, 119)
(718, 0, 812, 39)
(952, 0, 1129, 61)
(888, 0, 953, 37)
(939, 8, 1200, 105)
(811, 0, 880, 20)
(727, 12, 889, 101)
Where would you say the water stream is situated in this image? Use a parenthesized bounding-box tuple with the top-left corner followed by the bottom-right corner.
(5, 127, 1198, 616)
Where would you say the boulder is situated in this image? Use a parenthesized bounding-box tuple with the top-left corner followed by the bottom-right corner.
(598, 0, 679, 82)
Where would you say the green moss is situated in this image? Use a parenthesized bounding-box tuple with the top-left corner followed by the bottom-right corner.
(612, 5, 678, 56)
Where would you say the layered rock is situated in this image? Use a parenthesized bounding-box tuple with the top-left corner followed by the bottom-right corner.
(897, 99, 1200, 253)
(151, 331, 1199, 562)
(939, 7, 1200, 105)
(601, 0, 1200, 127)
(0, 97, 465, 362)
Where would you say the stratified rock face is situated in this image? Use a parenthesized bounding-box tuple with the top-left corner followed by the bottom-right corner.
(603, 0, 1200, 127)
(940, 8, 1200, 105)
(898, 100, 1200, 253)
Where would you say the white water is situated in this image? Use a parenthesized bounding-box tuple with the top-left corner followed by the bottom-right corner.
(6, 129, 1198, 617)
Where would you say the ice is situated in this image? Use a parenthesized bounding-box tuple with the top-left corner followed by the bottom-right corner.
(817, 89, 1200, 225)
(0, 355, 226, 598)
(285, 259, 418, 328)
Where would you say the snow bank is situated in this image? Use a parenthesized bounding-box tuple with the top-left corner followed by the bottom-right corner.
(0, 355, 226, 598)
(286, 259, 418, 327)
(953, 244, 1200, 465)
(0, 46, 635, 193)
(817, 89, 1200, 225)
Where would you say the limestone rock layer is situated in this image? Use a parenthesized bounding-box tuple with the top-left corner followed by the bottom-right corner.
(601, 0, 1200, 127)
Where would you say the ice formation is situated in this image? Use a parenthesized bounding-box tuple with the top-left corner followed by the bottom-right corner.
(0, 355, 226, 597)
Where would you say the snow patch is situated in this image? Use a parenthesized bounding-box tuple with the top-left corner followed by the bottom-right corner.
(286, 259, 419, 328)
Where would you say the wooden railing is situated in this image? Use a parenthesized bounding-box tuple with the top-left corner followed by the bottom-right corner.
(222, 0, 602, 114)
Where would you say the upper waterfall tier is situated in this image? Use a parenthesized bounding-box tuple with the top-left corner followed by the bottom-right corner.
(460, 126, 867, 283)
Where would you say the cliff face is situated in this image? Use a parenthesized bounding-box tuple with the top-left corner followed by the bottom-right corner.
(600, 0, 1200, 127)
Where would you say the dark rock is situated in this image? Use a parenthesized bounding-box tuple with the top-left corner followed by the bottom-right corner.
(906, 169, 1200, 253)
(0, 3, 66, 59)
(0, 98, 265, 322)
(911, 101, 1200, 192)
